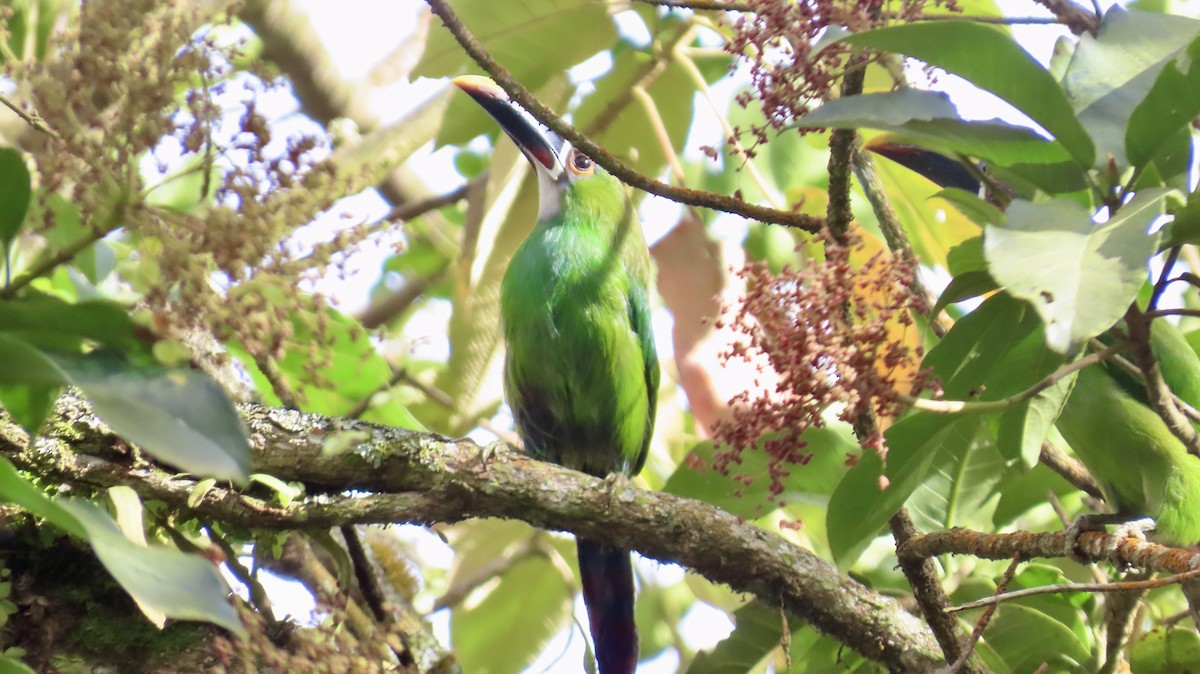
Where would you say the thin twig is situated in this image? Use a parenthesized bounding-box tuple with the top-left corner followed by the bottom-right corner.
(255, 355, 300, 409)
(947, 555, 1021, 672)
(431, 535, 547, 612)
(853, 146, 948, 337)
(345, 366, 409, 420)
(901, 526, 1200, 579)
(0, 92, 60, 139)
(380, 182, 473, 227)
(1094, 336, 1200, 427)
(1040, 443, 1103, 501)
(0, 226, 109, 299)
(340, 525, 392, 624)
(207, 525, 278, 627)
(949, 570, 1200, 612)
(1124, 305, 1200, 457)
(1146, 307, 1200, 320)
(828, 44, 980, 671)
(582, 24, 694, 140)
(1030, 0, 1101, 35)
(424, 0, 824, 231)
(355, 266, 448, 330)
(397, 369, 522, 446)
(1149, 246, 1181, 311)
(636, 0, 1074, 24)
(904, 342, 1122, 415)
(674, 49, 783, 209)
(630, 86, 687, 185)
(633, 0, 753, 11)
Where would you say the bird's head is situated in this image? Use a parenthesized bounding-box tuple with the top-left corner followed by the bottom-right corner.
(864, 136, 983, 194)
(864, 134, 1015, 208)
(452, 75, 625, 223)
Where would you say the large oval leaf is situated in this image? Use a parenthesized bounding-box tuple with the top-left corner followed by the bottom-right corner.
(827, 412, 983, 568)
(0, 148, 31, 249)
(984, 190, 1166, 354)
(1062, 8, 1200, 167)
(802, 89, 1072, 168)
(839, 22, 1095, 166)
(57, 499, 244, 636)
(51, 351, 251, 482)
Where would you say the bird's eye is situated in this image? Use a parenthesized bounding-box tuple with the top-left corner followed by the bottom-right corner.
(570, 150, 594, 175)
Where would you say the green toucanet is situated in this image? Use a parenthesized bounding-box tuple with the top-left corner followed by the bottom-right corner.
(869, 139, 1200, 618)
(453, 76, 659, 674)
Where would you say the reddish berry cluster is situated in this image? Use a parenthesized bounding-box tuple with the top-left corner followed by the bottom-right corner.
(712, 233, 932, 501)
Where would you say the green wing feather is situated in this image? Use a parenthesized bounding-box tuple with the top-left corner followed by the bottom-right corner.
(1057, 320, 1200, 545)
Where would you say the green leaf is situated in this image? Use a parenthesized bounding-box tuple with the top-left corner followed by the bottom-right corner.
(0, 653, 34, 674)
(236, 307, 424, 431)
(0, 148, 31, 249)
(803, 90, 1072, 169)
(50, 351, 251, 482)
(906, 429, 1005, 533)
(0, 458, 84, 538)
(1132, 124, 1193, 192)
(0, 384, 56, 435)
(249, 473, 302, 507)
(634, 579, 696, 660)
(924, 292, 1069, 466)
(1131, 627, 1200, 672)
(450, 554, 572, 674)
(992, 461, 1080, 528)
(41, 194, 114, 285)
(0, 331, 68, 433)
(0, 292, 139, 353)
(575, 29, 703, 179)
(416, 0, 617, 146)
(1062, 7, 1200, 166)
(688, 602, 784, 674)
(982, 602, 1091, 671)
(0, 333, 69, 386)
(934, 271, 998, 315)
(935, 189, 1005, 226)
(187, 478, 217, 509)
(827, 413, 983, 567)
(923, 293, 1039, 398)
(416, 0, 613, 79)
(1165, 189, 1200, 248)
(984, 191, 1167, 354)
(947, 236, 986, 275)
(57, 499, 244, 636)
(663, 426, 856, 518)
(998, 366, 1074, 468)
(1126, 37, 1200, 169)
(839, 22, 1094, 165)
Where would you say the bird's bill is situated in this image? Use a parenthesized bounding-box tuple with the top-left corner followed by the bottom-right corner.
(451, 75, 561, 175)
(863, 135, 982, 194)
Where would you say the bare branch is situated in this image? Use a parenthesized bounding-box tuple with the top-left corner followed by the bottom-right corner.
(950, 570, 1200, 613)
(1124, 306, 1200, 458)
(900, 526, 1200, 578)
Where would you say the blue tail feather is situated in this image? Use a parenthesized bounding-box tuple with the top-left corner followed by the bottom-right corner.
(577, 538, 637, 674)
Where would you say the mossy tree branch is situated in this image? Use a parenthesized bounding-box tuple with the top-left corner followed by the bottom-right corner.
(2, 393, 949, 673)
